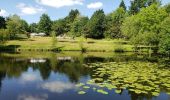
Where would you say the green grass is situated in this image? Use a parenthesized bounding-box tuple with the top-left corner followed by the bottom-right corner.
(3, 37, 134, 52)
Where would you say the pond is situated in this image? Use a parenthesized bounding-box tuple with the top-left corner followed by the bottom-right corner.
(0, 52, 169, 100)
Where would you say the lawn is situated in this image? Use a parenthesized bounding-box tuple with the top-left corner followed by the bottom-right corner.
(4, 37, 134, 52)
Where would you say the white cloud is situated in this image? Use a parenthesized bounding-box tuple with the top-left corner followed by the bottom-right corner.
(36, 0, 84, 8)
(20, 73, 41, 83)
(87, 2, 103, 9)
(41, 81, 75, 93)
(16, 3, 45, 15)
(18, 94, 48, 100)
(0, 9, 9, 16)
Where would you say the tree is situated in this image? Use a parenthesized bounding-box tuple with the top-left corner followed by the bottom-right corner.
(20, 20, 29, 33)
(38, 14, 52, 35)
(165, 4, 170, 13)
(129, 0, 161, 15)
(64, 9, 80, 33)
(122, 4, 168, 46)
(85, 9, 106, 39)
(29, 23, 38, 33)
(70, 16, 89, 37)
(52, 19, 67, 36)
(0, 16, 6, 29)
(119, 0, 126, 11)
(105, 7, 126, 38)
(6, 15, 24, 39)
(0, 29, 9, 44)
(159, 16, 170, 54)
(66, 9, 80, 23)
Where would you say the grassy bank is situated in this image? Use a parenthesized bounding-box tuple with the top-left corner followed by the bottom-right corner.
(1, 37, 135, 52)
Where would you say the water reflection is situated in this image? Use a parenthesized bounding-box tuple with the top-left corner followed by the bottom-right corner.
(0, 52, 169, 100)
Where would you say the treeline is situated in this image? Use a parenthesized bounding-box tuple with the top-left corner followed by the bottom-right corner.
(0, 0, 170, 54)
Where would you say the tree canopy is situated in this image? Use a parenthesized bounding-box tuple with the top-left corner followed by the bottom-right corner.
(38, 14, 52, 35)
(84, 9, 106, 39)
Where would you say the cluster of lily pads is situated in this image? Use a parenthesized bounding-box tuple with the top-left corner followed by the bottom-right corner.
(76, 62, 170, 96)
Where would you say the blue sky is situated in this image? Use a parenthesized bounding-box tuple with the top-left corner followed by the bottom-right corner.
(0, 0, 170, 23)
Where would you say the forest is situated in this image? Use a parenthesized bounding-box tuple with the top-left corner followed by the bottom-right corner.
(0, 0, 170, 54)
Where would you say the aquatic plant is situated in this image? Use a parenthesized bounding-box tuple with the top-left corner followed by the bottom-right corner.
(76, 61, 170, 96)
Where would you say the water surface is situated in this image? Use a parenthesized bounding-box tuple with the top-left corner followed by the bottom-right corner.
(0, 52, 169, 100)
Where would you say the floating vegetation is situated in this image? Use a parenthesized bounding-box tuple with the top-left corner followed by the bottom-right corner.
(83, 86, 90, 89)
(77, 61, 170, 96)
(97, 89, 108, 95)
(75, 83, 85, 87)
(78, 91, 86, 94)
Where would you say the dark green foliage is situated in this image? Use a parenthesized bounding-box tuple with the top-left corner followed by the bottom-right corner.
(165, 4, 170, 13)
(66, 9, 80, 23)
(0, 16, 6, 29)
(64, 9, 80, 33)
(105, 7, 126, 38)
(71, 16, 89, 37)
(6, 15, 26, 39)
(84, 9, 106, 39)
(119, 0, 126, 11)
(38, 14, 52, 35)
(159, 16, 170, 54)
(122, 4, 168, 46)
(29, 23, 38, 33)
(0, 29, 9, 44)
(52, 19, 67, 35)
(20, 20, 29, 33)
(129, 0, 161, 15)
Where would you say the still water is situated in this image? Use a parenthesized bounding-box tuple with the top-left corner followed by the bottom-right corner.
(0, 52, 169, 100)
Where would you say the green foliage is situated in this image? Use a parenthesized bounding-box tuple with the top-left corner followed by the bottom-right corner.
(79, 37, 86, 52)
(66, 9, 80, 23)
(159, 16, 170, 54)
(119, 0, 126, 11)
(105, 7, 126, 38)
(122, 4, 168, 46)
(77, 61, 170, 96)
(52, 19, 67, 36)
(64, 9, 80, 33)
(84, 9, 106, 39)
(0, 29, 9, 44)
(70, 16, 88, 37)
(6, 15, 27, 39)
(29, 23, 38, 33)
(38, 13, 52, 35)
(51, 31, 57, 50)
(129, 0, 161, 15)
(0, 16, 6, 29)
(165, 4, 170, 13)
(20, 20, 29, 33)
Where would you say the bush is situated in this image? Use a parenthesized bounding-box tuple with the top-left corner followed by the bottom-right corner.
(0, 29, 9, 44)
(114, 45, 125, 53)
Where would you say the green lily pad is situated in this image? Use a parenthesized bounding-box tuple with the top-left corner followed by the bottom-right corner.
(78, 91, 86, 95)
(97, 89, 108, 95)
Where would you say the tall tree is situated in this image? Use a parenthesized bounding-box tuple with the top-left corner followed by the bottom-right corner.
(159, 16, 170, 54)
(6, 15, 23, 39)
(0, 16, 6, 29)
(70, 16, 89, 37)
(64, 9, 80, 33)
(29, 23, 38, 33)
(52, 19, 67, 36)
(38, 14, 52, 35)
(20, 20, 29, 33)
(84, 9, 106, 39)
(122, 4, 168, 46)
(165, 4, 170, 13)
(105, 7, 126, 38)
(129, 0, 161, 15)
(119, 0, 126, 11)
